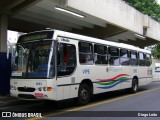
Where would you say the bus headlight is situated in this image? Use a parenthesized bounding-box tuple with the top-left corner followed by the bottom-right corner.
(43, 87, 47, 91)
(38, 87, 42, 91)
(37, 87, 52, 92)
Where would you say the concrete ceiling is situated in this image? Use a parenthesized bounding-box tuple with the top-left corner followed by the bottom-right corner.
(0, 0, 158, 48)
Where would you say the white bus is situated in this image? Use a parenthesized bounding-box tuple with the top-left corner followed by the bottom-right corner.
(10, 30, 153, 105)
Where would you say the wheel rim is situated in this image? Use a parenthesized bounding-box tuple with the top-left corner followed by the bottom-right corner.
(134, 82, 137, 92)
(80, 88, 88, 100)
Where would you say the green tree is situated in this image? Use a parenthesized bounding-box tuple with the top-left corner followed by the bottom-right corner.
(125, 0, 160, 22)
(124, 0, 160, 58)
(151, 44, 160, 59)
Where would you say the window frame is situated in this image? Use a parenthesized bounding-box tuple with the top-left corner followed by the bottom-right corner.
(145, 53, 152, 66)
(138, 52, 145, 66)
(79, 41, 94, 65)
(94, 44, 108, 65)
(57, 42, 77, 77)
(108, 46, 120, 66)
(120, 48, 129, 66)
(130, 50, 138, 66)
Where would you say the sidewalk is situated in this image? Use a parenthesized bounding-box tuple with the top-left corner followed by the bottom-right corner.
(0, 95, 19, 108)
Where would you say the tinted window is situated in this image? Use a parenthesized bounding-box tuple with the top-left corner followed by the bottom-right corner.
(139, 52, 144, 60)
(139, 52, 145, 66)
(94, 45, 107, 54)
(120, 49, 128, 57)
(120, 49, 129, 65)
(94, 44, 108, 65)
(108, 47, 120, 66)
(79, 42, 94, 65)
(145, 54, 151, 66)
(79, 42, 92, 53)
(109, 47, 119, 56)
(131, 51, 137, 59)
(130, 51, 138, 66)
(57, 43, 76, 76)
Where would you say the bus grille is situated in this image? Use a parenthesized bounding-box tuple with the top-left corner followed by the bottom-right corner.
(18, 94, 36, 99)
(18, 87, 35, 92)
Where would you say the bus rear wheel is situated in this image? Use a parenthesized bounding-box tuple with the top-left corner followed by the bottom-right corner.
(126, 78, 138, 93)
(77, 84, 91, 105)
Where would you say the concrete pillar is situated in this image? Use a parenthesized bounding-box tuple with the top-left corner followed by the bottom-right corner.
(0, 14, 8, 52)
(0, 14, 10, 95)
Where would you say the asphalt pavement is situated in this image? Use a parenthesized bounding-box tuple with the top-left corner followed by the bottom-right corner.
(0, 95, 19, 108)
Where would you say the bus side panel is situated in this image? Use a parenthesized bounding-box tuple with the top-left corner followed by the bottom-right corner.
(92, 66, 108, 94)
(76, 65, 104, 95)
(93, 83, 101, 94)
(56, 86, 63, 100)
(120, 66, 132, 89)
(107, 66, 124, 91)
(146, 77, 153, 84)
(138, 67, 146, 86)
(63, 86, 71, 99)
(138, 67, 152, 86)
(70, 85, 79, 98)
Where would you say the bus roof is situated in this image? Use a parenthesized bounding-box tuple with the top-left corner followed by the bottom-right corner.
(54, 30, 151, 54)
(24, 29, 151, 54)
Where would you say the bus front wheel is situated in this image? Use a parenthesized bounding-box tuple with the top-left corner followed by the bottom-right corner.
(77, 84, 91, 105)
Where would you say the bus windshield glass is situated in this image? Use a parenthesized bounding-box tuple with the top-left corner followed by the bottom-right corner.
(12, 40, 55, 79)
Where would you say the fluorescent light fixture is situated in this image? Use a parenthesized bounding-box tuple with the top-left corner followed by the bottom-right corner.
(135, 34, 146, 39)
(55, 6, 85, 18)
(46, 28, 52, 30)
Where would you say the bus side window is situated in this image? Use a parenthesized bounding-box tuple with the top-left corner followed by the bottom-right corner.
(120, 49, 129, 66)
(130, 51, 138, 66)
(94, 44, 108, 65)
(57, 43, 76, 76)
(145, 54, 151, 66)
(108, 46, 120, 66)
(139, 52, 145, 66)
(79, 42, 94, 65)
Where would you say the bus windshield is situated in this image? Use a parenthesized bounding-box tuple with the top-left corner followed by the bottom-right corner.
(12, 40, 55, 79)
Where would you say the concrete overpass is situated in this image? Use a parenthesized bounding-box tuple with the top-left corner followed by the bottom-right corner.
(0, 0, 160, 52)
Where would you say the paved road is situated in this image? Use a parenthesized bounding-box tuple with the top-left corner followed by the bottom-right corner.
(0, 81, 160, 120)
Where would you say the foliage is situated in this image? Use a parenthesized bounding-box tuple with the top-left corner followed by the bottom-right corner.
(125, 0, 160, 22)
(124, 0, 160, 58)
(151, 43, 160, 59)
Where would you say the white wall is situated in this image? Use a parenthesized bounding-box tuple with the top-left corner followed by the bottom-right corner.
(147, 17, 160, 41)
(66, 0, 160, 41)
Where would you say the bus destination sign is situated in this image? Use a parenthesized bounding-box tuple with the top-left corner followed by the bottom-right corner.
(18, 31, 54, 43)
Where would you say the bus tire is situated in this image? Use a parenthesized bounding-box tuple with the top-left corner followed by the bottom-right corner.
(77, 84, 91, 105)
(127, 78, 138, 93)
